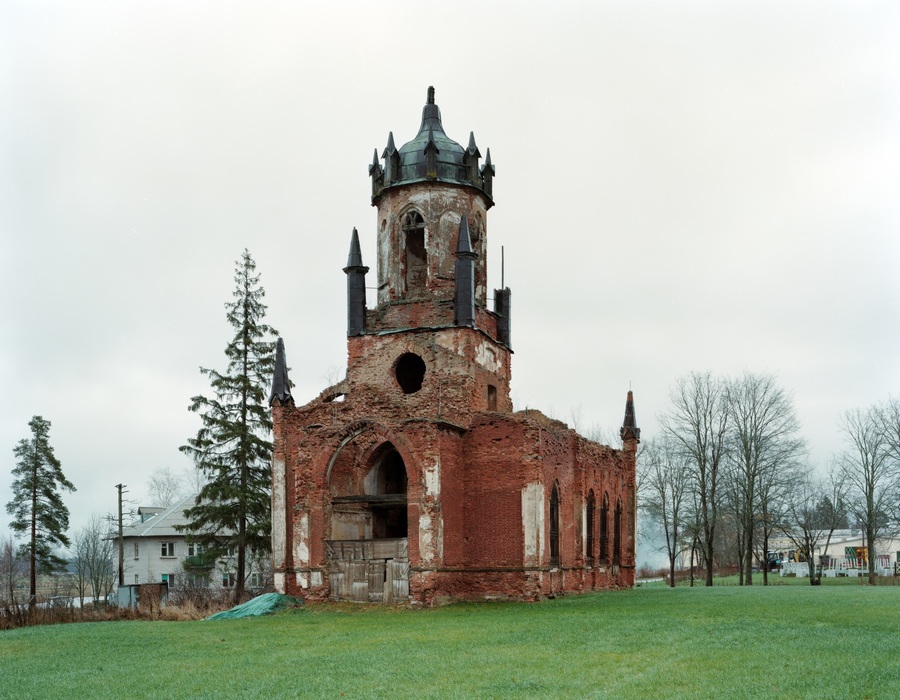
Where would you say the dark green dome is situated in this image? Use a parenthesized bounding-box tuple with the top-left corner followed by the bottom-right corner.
(370, 87, 494, 203)
(396, 87, 467, 184)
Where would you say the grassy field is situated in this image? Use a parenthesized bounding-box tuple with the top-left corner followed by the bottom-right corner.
(2, 585, 899, 699)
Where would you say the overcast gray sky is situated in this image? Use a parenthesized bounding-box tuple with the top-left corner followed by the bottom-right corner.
(2, 2, 898, 552)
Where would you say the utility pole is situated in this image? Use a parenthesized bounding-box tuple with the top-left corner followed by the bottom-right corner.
(116, 484, 127, 587)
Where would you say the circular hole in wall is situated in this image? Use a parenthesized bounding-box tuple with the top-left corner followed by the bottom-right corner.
(394, 353, 426, 394)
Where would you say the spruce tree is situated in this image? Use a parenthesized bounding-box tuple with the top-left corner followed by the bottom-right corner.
(180, 250, 278, 602)
(6, 415, 76, 605)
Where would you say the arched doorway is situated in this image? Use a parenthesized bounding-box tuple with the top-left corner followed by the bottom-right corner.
(327, 442, 410, 602)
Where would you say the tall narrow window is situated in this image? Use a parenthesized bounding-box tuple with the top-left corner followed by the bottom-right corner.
(487, 384, 497, 411)
(549, 483, 560, 567)
(402, 212, 427, 294)
(599, 494, 609, 566)
(613, 498, 622, 566)
(586, 491, 595, 567)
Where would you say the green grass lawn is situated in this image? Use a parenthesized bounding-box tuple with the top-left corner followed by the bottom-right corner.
(2, 586, 899, 699)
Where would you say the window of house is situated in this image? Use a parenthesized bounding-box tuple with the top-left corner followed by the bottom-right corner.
(549, 483, 560, 567)
(161, 542, 175, 557)
(248, 572, 263, 589)
(586, 491, 595, 567)
(133, 543, 139, 559)
(134, 574, 139, 584)
(162, 573, 175, 586)
(487, 385, 497, 411)
(613, 498, 622, 566)
(599, 494, 609, 566)
(187, 543, 201, 557)
(222, 573, 236, 588)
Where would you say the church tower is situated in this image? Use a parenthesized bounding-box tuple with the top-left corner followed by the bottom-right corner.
(346, 86, 512, 424)
(270, 88, 637, 604)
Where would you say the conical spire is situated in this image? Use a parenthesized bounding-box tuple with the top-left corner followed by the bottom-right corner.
(344, 228, 369, 337)
(480, 147, 495, 197)
(381, 131, 397, 159)
(345, 227, 365, 269)
(620, 390, 640, 442)
(466, 131, 481, 158)
(482, 147, 494, 173)
(268, 337, 293, 406)
(456, 215, 474, 256)
(368, 148, 381, 175)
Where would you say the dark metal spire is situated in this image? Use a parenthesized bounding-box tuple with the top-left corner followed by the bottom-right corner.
(466, 131, 481, 157)
(620, 390, 641, 442)
(268, 337, 293, 406)
(454, 216, 477, 328)
(344, 228, 369, 336)
(480, 147, 495, 197)
(381, 131, 400, 186)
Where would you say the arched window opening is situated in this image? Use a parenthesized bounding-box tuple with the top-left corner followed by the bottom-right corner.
(395, 353, 426, 394)
(372, 448, 408, 539)
(599, 493, 609, 566)
(613, 498, 622, 566)
(549, 483, 560, 567)
(402, 211, 427, 294)
(376, 449, 408, 495)
(586, 491, 595, 567)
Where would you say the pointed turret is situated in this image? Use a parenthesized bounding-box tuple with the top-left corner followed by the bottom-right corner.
(463, 131, 481, 183)
(343, 228, 369, 336)
(381, 131, 399, 185)
(620, 390, 641, 443)
(454, 216, 477, 327)
(369, 148, 384, 198)
(268, 337, 294, 406)
(480, 148, 495, 197)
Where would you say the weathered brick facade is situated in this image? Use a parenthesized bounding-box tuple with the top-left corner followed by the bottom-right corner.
(270, 88, 638, 603)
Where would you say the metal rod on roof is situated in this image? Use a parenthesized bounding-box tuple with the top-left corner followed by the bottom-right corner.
(501, 245, 505, 290)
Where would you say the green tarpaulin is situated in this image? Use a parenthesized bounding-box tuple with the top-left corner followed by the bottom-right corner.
(205, 593, 303, 620)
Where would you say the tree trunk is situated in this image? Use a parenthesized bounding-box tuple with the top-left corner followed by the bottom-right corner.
(29, 456, 37, 608)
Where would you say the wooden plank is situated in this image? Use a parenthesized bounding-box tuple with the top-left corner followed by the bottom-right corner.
(393, 561, 409, 600)
(368, 561, 385, 602)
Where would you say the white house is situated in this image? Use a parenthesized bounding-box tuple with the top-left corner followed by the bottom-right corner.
(118, 495, 268, 590)
(776, 529, 900, 578)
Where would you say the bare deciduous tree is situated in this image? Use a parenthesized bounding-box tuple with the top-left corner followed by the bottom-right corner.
(639, 436, 691, 587)
(727, 372, 806, 585)
(71, 514, 116, 607)
(661, 372, 730, 586)
(1, 533, 26, 605)
(780, 468, 848, 583)
(837, 405, 897, 585)
(145, 467, 185, 508)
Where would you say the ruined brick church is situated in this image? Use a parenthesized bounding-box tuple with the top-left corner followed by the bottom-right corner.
(269, 88, 638, 603)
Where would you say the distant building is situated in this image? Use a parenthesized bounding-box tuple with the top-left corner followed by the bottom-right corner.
(119, 495, 268, 591)
(269, 88, 639, 604)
